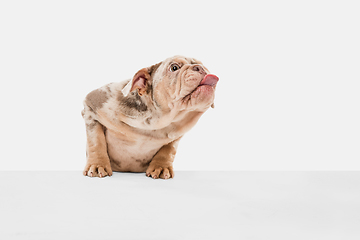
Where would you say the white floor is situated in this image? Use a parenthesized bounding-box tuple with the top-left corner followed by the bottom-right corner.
(1, 171, 359, 240)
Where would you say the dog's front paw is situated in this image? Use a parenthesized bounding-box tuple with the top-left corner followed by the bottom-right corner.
(83, 164, 113, 178)
(146, 165, 174, 180)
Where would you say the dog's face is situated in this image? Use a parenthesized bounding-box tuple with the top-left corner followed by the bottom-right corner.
(122, 56, 218, 113)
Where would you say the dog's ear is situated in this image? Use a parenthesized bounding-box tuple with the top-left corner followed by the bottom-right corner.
(122, 68, 150, 97)
(122, 62, 162, 97)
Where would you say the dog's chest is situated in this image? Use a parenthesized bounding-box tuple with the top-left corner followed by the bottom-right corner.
(105, 128, 172, 172)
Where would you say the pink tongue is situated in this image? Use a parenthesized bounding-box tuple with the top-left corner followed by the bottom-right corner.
(200, 74, 219, 86)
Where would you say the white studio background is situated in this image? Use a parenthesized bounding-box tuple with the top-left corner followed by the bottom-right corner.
(0, 0, 359, 171)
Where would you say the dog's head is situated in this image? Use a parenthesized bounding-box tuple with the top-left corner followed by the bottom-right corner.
(122, 56, 219, 113)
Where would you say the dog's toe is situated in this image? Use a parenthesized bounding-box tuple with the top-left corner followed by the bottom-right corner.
(83, 164, 112, 178)
(146, 165, 173, 180)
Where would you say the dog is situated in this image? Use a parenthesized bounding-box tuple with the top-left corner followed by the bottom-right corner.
(81, 56, 219, 179)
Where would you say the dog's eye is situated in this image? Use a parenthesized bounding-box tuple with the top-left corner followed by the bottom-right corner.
(170, 64, 180, 72)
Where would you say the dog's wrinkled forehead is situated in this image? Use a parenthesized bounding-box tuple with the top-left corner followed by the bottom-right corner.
(153, 56, 203, 82)
(164, 55, 202, 66)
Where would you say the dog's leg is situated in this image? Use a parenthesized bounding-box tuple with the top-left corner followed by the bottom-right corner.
(82, 106, 112, 178)
(146, 138, 181, 179)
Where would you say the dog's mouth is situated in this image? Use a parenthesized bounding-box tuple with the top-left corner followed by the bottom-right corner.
(199, 74, 219, 87)
(181, 74, 219, 105)
(190, 74, 219, 94)
(191, 74, 219, 95)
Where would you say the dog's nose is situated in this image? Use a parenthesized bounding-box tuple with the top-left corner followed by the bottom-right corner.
(192, 65, 205, 74)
